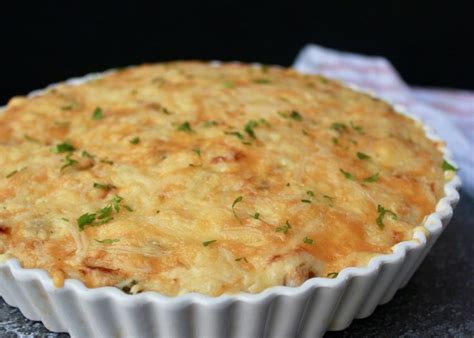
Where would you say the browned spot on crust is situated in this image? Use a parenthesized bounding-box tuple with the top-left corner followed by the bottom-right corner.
(0, 225, 11, 235)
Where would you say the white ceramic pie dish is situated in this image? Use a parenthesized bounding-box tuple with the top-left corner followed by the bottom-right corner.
(0, 67, 461, 338)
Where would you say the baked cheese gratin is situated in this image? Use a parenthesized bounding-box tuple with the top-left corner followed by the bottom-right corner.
(0, 62, 451, 296)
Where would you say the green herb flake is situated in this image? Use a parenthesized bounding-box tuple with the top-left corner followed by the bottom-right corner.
(6, 170, 18, 178)
(376, 204, 398, 229)
(307, 190, 315, 197)
(93, 182, 115, 190)
(224, 131, 244, 140)
(203, 240, 217, 247)
(303, 236, 314, 244)
(327, 272, 339, 279)
(111, 195, 124, 212)
(253, 78, 271, 84)
(340, 169, 355, 180)
(323, 195, 334, 202)
(363, 172, 380, 183)
(357, 152, 371, 160)
(100, 159, 114, 165)
(24, 134, 40, 143)
(177, 121, 192, 132)
(82, 150, 94, 158)
(350, 121, 364, 134)
(130, 137, 140, 144)
(192, 148, 201, 157)
(92, 107, 104, 120)
(61, 154, 78, 171)
(97, 205, 113, 220)
(203, 120, 218, 127)
(61, 102, 80, 111)
(332, 137, 339, 145)
(301, 199, 312, 203)
(54, 142, 75, 153)
(232, 196, 243, 220)
(442, 160, 458, 172)
(95, 239, 120, 244)
(254, 212, 260, 220)
(289, 111, 303, 121)
(244, 120, 259, 139)
(275, 220, 292, 234)
(235, 257, 248, 262)
(224, 81, 235, 88)
(278, 111, 303, 121)
(331, 122, 347, 132)
(77, 213, 97, 231)
(124, 205, 134, 212)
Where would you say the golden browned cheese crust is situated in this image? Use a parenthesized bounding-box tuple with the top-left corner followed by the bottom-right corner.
(0, 62, 445, 296)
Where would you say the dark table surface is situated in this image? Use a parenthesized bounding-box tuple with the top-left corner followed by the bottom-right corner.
(1, 191, 472, 337)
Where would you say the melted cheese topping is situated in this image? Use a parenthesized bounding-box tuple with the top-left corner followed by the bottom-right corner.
(0, 62, 445, 296)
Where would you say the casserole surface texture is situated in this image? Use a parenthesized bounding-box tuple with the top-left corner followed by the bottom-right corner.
(0, 62, 446, 296)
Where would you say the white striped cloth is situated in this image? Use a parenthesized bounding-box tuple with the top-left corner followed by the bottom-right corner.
(294, 44, 473, 195)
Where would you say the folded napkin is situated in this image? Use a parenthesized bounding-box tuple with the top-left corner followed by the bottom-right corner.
(294, 44, 473, 195)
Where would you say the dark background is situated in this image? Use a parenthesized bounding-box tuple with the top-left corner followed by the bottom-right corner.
(1, 1, 473, 106)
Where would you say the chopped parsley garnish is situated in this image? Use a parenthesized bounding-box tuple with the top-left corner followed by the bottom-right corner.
(224, 131, 244, 140)
(24, 134, 40, 143)
(124, 205, 134, 212)
(340, 169, 355, 180)
(258, 118, 271, 127)
(130, 137, 140, 144)
(177, 121, 192, 132)
(232, 196, 243, 220)
(332, 137, 339, 145)
(192, 148, 201, 157)
(76, 195, 126, 231)
(327, 272, 339, 278)
(376, 205, 398, 229)
(331, 122, 347, 132)
(61, 154, 78, 171)
(100, 159, 114, 165)
(92, 107, 104, 120)
(303, 236, 314, 244)
(82, 150, 94, 158)
(307, 190, 315, 197)
(442, 160, 458, 172)
(253, 78, 271, 84)
(278, 111, 303, 121)
(363, 172, 380, 183)
(275, 220, 292, 234)
(235, 257, 248, 262)
(77, 213, 96, 231)
(289, 111, 303, 121)
(93, 182, 115, 190)
(301, 199, 312, 203)
(203, 240, 216, 247)
(95, 239, 120, 244)
(111, 195, 124, 212)
(357, 152, 371, 160)
(350, 121, 364, 134)
(254, 212, 260, 220)
(323, 195, 334, 206)
(54, 142, 75, 153)
(61, 102, 80, 111)
(244, 120, 259, 139)
(97, 205, 113, 220)
(203, 120, 218, 127)
(6, 170, 18, 178)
